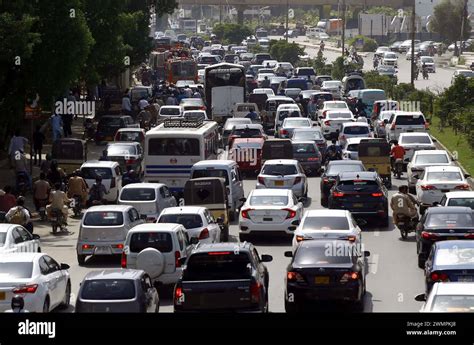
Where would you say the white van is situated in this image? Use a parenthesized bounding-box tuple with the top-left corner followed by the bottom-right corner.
(118, 183, 177, 222)
(233, 103, 260, 121)
(80, 161, 122, 202)
(190, 160, 245, 220)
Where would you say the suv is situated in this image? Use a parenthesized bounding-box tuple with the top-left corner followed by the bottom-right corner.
(386, 112, 428, 141)
(174, 242, 272, 312)
(80, 160, 123, 202)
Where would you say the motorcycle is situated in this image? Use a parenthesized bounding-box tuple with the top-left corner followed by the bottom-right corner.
(16, 172, 29, 196)
(72, 195, 83, 217)
(393, 158, 404, 178)
(50, 208, 67, 234)
(324, 148, 342, 165)
(36, 198, 48, 221)
(394, 214, 417, 240)
(83, 119, 95, 141)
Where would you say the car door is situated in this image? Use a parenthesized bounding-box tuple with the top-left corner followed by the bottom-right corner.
(250, 247, 268, 290)
(42, 256, 66, 308)
(10, 228, 24, 253)
(17, 227, 38, 252)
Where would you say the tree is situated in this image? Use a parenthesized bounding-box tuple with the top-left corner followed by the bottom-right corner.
(366, 6, 398, 17)
(269, 40, 305, 65)
(213, 23, 253, 45)
(363, 71, 396, 96)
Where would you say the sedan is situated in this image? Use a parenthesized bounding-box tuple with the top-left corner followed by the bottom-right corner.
(407, 150, 454, 191)
(291, 128, 327, 157)
(415, 206, 474, 268)
(106, 142, 144, 175)
(320, 80, 343, 99)
(0, 253, 70, 312)
(338, 122, 372, 148)
(278, 118, 312, 139)
(415, 282, 474, 312)
(0, 224, 41, 254)
(292, 141, 322, 176)
(256, 159, 308, 198)
(285, 240, 369, 312)
(239, 189, 304, 241)
(321, 110, 354, 140)
(373, 110, 395, 138)
(440, 191, 474, 209)
(415, 166, 471, 212)
(317, 101, 350, 121)
(398, 132, 436, 163)
(424, 240, 474, 294)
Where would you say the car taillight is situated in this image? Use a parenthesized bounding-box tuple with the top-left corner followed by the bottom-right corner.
(372, 192, 383, 197)
(175, 251, 181, 267)
(295, 235, 305, 242)
(241, 208, 253, 219)
(333, 191, 344, 197)
(174, 286, 184, 304)
(283, 208, 296, 219)
(13, 284, 38, 294)
(287, 271, 305, 282)
(200, 106, 206, 110)
(121, 251, 127, 268)
(125, 158, 136, 165)
(322, 110, 327, 118)
(110, 177, 116, 188)
(307, 157, 319, 161)
(421, 185, 436, 190)
(421, 231, 440, 240)
(198, 228, 209, 240)
(258, 176, 265, 186)
(430, 272, 449, 282)
(324, 120, 331, 126)
(323, 177, 330, 183)
(280, 129, 288, 135)
(455, 184, 470, 190)
(340, 272, 359, 282)
(250, 281, 261, 303)
(82, 244, 94, 250)
(464, 233, 474, 239)
(113, 244, 124, 249)
(340, 134, 346, 140)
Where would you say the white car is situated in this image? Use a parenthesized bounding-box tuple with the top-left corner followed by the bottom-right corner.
(256, 159, 308, 198)
(197, 69, 205, 84)
(156, 206, 222, 243)
(342, 137, 370, 160)
(158, 105, 183, 119)
(320, 80, 343, 99)
(407, 150, 454, 191)
(257, 73, 276, 86)
(292, 209, 362, 250)
(440, 191, 474, 209)
(183, 110, 208, 120)
(451, 69, 474, 84)
(375, 46, 391, 57)
(80, 160, 123, 203)
(381, 52, 398, 67)
(386, 111, 428, 142)
(252, 88, 275, 96)
(398, 132, 436, 162)
(416, 282, 474, 312)
(238, 189, 304, 241)
(278, 117, 312, 139)
(338, 122, 372, 147)
(0, 224, 41, 254)
(419, 56, 436, 73)
(415, 166, 471, 212)
(175, 80, 195, 88)
(321, 110, 354, 139)
(374, 110, 397, 138)
(0, 253, 70, 312)
(317, 101, 350, 121)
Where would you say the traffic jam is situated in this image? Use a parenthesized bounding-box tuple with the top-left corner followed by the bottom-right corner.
(1, 29, 474, 315)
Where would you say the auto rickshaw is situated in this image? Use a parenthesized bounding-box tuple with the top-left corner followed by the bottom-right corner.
(357, 138, 392, 188)
(51, 138, 87, 174)
(184, 177, 230, 241)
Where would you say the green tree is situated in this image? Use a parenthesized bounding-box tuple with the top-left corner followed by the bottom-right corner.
(366, 6, 398, 17)
(269, 40, 305, 65)
(363, 71, 396, 96)
(347, 35, 378, 52)
(213, 23, 252, 45)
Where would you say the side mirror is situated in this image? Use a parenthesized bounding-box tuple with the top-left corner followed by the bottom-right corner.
(404, 158, 410, 162)
(239, 197, 247, 202)
(414, 293, 426, 302)
(32, 234, 40, 240)
(60, 263, 70, 270)
(412, 174, 419, 179)
(284, 251, 293, 257)
(178, 257, 187, 266)
(260, 254, 273, 262)
(190, 237, 199, 245)
(464, 174, 471, 178)
(364, 250, 371, 257)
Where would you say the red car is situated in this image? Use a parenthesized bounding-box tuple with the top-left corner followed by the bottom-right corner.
(229, 137, 264, 174)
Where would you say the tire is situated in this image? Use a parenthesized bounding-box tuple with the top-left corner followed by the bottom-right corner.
(59, 280, 71, 309)
(52, 224, 57, 234)
(221, 225, 229, 242)
(77, 254, 86, 266)
(42, 297, 50, 313)
(418, 254, 425, 269)
(321, 198, 328, 208)
(400, 229, 408, 240)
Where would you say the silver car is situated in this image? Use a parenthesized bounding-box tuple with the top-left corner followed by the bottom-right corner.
(256, 159, 308, 198)
(278, 118, 312, 139)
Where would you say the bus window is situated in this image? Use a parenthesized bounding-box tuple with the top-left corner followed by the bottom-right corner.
(148, 138, 200, 156)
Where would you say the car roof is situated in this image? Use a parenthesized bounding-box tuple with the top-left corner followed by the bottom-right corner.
(81, 160, 119, 168)
(160, 206, 206, 214)
(83, 269, 144, 281)
(192, 160, 236, 167)
(414, 150, 448, 156)
(232, 124, 263, 129)
(304, 209, 350, 217)
(264, 159, 299, 165)
(192, 242, 251, 254)
(342, 122, 369, 127)
(338, 171, 378, 180)
(85, 205, 133, 212)
(293, 127, 322, 133)
(129, 223, 184, 232)
(160, 105, 181, 109)
(107, 142, 137, 147)
(431, 282, 474, 296)
(425, 206, 472, 214)
(444, 191, 474, 198)
(116, 128, 145, 133)
(250, 188, 291, 196)
(0, 252, 43, 263)
(121, 183, 166, 190)
(435, 240, 474, 249)
(424, 166, 461, 172)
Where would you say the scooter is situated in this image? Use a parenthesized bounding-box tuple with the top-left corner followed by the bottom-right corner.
(83, 119, 95, 141)
(393, 158, 404, 178)
(394, 214, 417, 240)
(36, 198, 48, 221)
(50, 208, 67, 234)
(72, 195, 83, 217)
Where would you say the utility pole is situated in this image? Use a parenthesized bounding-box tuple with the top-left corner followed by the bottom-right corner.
(285, 0, 289, 42)
(460, 0, 468, 55)
(341, 0, 346, 57)
(410, 1, 416, 86)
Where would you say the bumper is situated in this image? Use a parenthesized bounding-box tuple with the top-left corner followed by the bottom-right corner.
(286, 284, 361, 302)
(0, 294, 44, 313)
(128, 260, 183, 285)
(239, 219, 299, 234)
(418, 191, 444, 206)
(77, 241, 124, 256)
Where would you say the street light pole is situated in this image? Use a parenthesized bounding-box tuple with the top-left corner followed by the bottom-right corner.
(341, 0, 346, 57)
(410, 1, 416, 86)
(285, 0, 289, 42)
(460, 0, 468, 56)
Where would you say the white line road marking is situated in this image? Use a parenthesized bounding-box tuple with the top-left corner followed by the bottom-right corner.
(373, 230, 380, 237)
(370, 254, 379, 275)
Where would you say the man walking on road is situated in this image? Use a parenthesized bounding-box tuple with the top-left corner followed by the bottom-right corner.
(50, 113, 63, 142)
(8, 130, 28, 168)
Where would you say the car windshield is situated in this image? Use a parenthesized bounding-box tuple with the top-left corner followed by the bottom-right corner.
(415, 154, 449, 164)
(385, 53, 397, 59)
(100, 117, 122, 127)
(328, 112, 352, 119)
(293, 143, 316, 154)
(431, 295, 474, 312)
(434, 247, 474, 266)
(183, 252, 252, 281)
(427, 172, 462, 181)
(426, 213, 473, 228)
(107, 145, 136, 156)
(158, 214, 203, 229)
(447, 198, 474, 209)
(117, 132, 143, 142)
(0, 262, 33, 278)
(293, 130, 323, 141)
(327, 164, 364, 175)
(0, 233, 6, 246)
(81, 167, 112, 179)
(284, 119, 310, 127)
(297, 69, 315, 76)
(120, 188, 155, 201)
(262, 164, 297, 175)
(323, 81, 341, 88)
(344, 126, 369, 135)
(294, 245, 353, 265)
(347, 143, 359, 151)
(395, 115, 425, 125)
(83, 212, 124, 226)
(421, 57, 434, 63)
(337, 180, 380, 192)
(192, 169, 229, 185)
(400, 136, 431, 144)
(249, 195, 289, 206)
(458, 71, 474, 78)
(302, 216, 349, 230)
(81, 279, 136, 300)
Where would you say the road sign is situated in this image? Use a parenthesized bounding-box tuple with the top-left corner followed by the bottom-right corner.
(288, 9, 294, 19)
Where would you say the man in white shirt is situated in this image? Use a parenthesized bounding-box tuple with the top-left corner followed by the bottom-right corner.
(121, 91, 132, 115)
(138, 97, 149, 111)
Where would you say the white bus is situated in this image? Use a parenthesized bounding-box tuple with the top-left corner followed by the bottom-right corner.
(144, 117, 219, 196)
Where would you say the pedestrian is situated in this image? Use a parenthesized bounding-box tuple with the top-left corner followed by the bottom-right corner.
(50, 113, 63, 142)
(32, 125, 45, 166)
(0, 186, 17, 213)
(8, 130, 28, 169)
(138, 96, 149, 111)
(122, 90, 132, 115)
(14, 150, 32, 191)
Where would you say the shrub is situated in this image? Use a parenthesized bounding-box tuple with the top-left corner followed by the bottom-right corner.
(347, 35, 378, 52)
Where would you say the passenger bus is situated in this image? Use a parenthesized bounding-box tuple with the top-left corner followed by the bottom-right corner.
(167, 58, 197, 84)
(204, 63, 246, 124)
(144, 116, 219, 196)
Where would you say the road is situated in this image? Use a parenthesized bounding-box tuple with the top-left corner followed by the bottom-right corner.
(37, 38, 458, 313)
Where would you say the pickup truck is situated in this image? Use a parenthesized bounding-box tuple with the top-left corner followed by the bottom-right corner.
(174, 242, 272, 312)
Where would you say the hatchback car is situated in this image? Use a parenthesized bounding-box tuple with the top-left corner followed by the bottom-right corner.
(76, 205, 144, 265)
(320, 80, 343, 99)
(0, 224, 41, 254)
(317, 101, 350, 121)
(292, 141, 322, 176)
(75, 269, 159, 313)
(80, 160, 123, 202)
(239, 189, 303, 241)
(339, 122, 372, 147)
(398, 132, 436, 163)
(285, 240, 369, 312)
(407, 150, 454, 191)
(342, 137, 370, 160)
(291, 128, 327, 157)
(278, 118, 312, 139)
(415, 206, 474, 268)
(105, 142, 144, 175)
(440, 192, 474, 209)
(256, 159, 308, 198)
(321, 110, 354, 139)
(328, 171, 389, 226)
(158, 106, 183, 119)
(415, 282, 474, 312)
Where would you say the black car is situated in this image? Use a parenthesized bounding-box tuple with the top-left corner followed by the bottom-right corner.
(174, 242, 272, 312)
(252, 53, 272, 65)
(284, 240, 369, 312)
(424, 240, 474, 295)
(320, 160, 365, 207)
(328, 171, 389, 226)
(95, 115, 136, 142)
(416, 206, 474, 268)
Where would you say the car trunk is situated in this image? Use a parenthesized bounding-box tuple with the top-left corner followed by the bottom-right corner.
(427, 227, 474, 241)
(262, 175, 299, 188)
(427, 180, 465, 193)
(120, 200, 158, 219)
(80, 300, 140, 313)
(246, 208, 290, 224)
(0, 279, 30, 309)
(402, 145, 435, 160)
(333, 192, 384, 212)
(80, 225, 126, 242)
(296, 264, 355, 286)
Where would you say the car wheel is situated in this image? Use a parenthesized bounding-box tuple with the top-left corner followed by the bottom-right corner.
(59, 280, 71, 309)
(239, 233, 249, 242)
(321, 198, 328, 208)
(418, 254, 425, 269)
(42, 296, 50, 313)
(77, 254, 86, 266)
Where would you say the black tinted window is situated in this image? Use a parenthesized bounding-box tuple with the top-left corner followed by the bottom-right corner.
(262, 164, 297, 175)
(83, 212, 124, 226)
(158, 214, 203, 229)
(395, 115, 425, 125)
(183, 252, 252, 281)
(81, 279, 136, 300)
(400, 136, 431, 144)
(302, 216, 349, 230)
(129, 232, 173, 253)
(294, 245, 353, 265)
(344, 126, 369, 135)
(120, 188, 156, 201)
(232, 128, 261, 137)
(293, 143, 316, 153)
(99, 117, 122, 127)
(337, 180, 380, 192)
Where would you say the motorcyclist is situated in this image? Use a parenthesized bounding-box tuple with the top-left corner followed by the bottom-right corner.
(320, 40, 325, 51)
(390, 185, 419, 223)
(5, 196, 33, 234)
(122, 166, 140, 187)
(245, 108, 258, 122)
(67, 170, 88, 208)
(390, 140, 406, 171)
(422, 63, 428, 79)
(47, 183, 71, 224)
(325, 139, 343, 164)
(33, 172, 51, 212)
(355, 98, 367, 118)
(87, 176, 108, 207)
(373, 55, 379, 69)
(46, 160, 66, 189)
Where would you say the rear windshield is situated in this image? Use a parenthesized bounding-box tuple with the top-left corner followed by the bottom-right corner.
(183, 252, 252, 281)
(400, 135, 431, 144)
(249, 195, 288, 206)
(297, 69, 315, 76)
(327, 103, 347, 109)
(327, 164, 364, 175)
(117, 132, 143, 142)
(284, 119, 310, 127)
(0, 262, 33, 278)
(337, 180, 380, 192)
(262, 164, 297, 175)
(120, 188, 155, 201)
(200, 56, 218, 64)
(434, 247, 474, 266)
(232, 128, 261, 137)
(81, 167, 113, 180)
(278, 110, 301, 120)
(81, 279, 136, 300)
(302, 216, 349, 230)
(83, 212, 124, 226)
(148, 138, 200, 156)
(293, 131, 323, 141)
(160, 108, 181, 116)
(447, 198, 474, 209)
(99, 117, 122, 127)
(426, 213, 473, 228)
(192, 169, 229, 185)
(293, 143, 316, 154)
(344, 126, 369, 135)
(52, 141, 84, 160)
(415, 154, 449, 164)
(158, 214, 203, 229)
(328, 112, 351, 119)
(426, 172, 462, 181)
(295, 245, 352, 265)
(395, 115, 425, 125)
(129, 232, 173, 253)
(431, 295, 474, 312)
(107, 145, 136, 156)
(312, 94, 333, 102)
(347, 144, 359, 151)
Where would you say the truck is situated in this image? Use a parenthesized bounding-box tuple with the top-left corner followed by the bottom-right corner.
(317, 18, 343, 35)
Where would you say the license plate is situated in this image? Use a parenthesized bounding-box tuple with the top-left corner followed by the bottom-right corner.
(95, 246, 111, 255)
(353, 203, 364, 208)
(458, 276, 474, 282)
(263, 217, 273, 222)
(315, 276, 330, 284)
(275, 181, 284, 186)
(447, 237, 458, 240)
(0, 292, 5, 300)
(441, 189, 449, 193)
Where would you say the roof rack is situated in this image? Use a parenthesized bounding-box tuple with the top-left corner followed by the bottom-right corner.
(163, 115, 205, 128)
